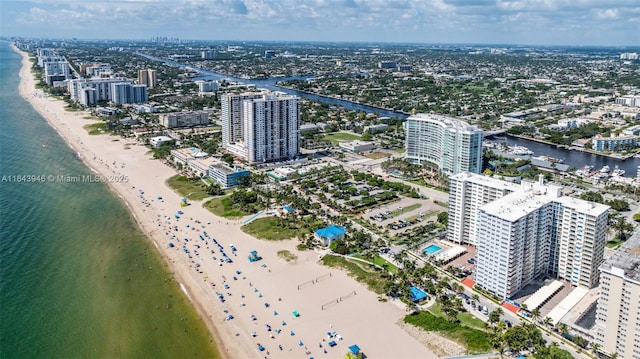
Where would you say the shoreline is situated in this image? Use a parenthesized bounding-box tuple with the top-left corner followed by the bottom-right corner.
(14, 44, 441, 359)
(12, 44, 233, 359)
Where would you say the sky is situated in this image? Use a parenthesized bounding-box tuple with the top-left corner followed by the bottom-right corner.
(1, 0, 639, 47)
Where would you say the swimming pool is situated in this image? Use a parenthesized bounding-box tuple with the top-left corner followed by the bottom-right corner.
(423, 244, 442, 255)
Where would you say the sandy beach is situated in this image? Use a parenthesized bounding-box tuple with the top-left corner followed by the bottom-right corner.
(14, 45, 441, 359)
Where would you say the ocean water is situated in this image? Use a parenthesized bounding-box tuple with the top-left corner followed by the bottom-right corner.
(0, 42, 220, 359)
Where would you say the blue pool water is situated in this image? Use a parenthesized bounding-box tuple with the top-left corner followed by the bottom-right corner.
(423, 244, 442, 255)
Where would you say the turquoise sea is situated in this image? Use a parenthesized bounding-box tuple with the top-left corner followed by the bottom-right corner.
(0, 41, 220, 359)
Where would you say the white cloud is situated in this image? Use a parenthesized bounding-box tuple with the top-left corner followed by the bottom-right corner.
(2, 0, 639, 45)
(596, 8, 619, 20)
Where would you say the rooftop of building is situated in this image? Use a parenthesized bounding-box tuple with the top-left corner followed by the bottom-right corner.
(314, 224, 346, 239)
(407, 113, 482, 133)
(210, 162, 248, 174)
(450, 172, 521, 192)
(480, 190, 554, 222)
(480, 176, 608, 222)
(600, 228, 640, 282)
(553, 196, 609, 216)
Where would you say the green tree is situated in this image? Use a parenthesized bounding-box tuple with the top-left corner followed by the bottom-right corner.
(606, 199, 630, 212)
(329, 239, 349, 255)
(437, 211, 448, 226)
(612, 217, 634, 241)
(221, 153, 234, 166)
(207, 182, 224, 196)
(504, 325, 530, 352)
(580, 191, 604, 203)
(530, 308, 541, 322)
(488, 308, 502, 325)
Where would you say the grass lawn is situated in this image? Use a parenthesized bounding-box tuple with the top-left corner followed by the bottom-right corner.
(324, 132, 362, 144)
(428, 304, 486, 330)
(83, 122, 108, 135)
(277, 250, 298, 262)
(203, 196, 252, 219)
(166, 175, 210, 201)
(372, 255, 398, 274)
(606, 239, 624, 249)
(320, 254, 387, 294)
(351, 254, 398, 274)
(363, 152, 390, 160)
(405, 209, 437, 222)
(391, 203, 422, 217)
(241, 217, 301, 241)
(404, 311, 492, 354)
(393, 148, 406, 153)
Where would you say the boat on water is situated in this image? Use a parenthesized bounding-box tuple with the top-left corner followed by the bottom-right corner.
(600, 165, 610, 173)
(532, 155, 564, 163)
(612, 165, 625, 176)
(509, 145, 534, 155)
(575, 165, 594, 177)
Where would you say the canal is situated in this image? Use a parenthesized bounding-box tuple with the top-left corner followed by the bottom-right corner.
(502, 136, 640, 176)
(138, 52, 640, 177)
(136, 52, 410, 120)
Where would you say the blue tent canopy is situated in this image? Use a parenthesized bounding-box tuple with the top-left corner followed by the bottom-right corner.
(348, 345, 361, 354)
(314, 224, 346, 240)
(409, 286, 428, 302)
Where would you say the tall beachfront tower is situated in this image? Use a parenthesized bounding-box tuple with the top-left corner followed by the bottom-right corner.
(447, 172, 520, 246)
(221, 91, 300, 163)
(221, 92, 266, 157)
(474, 177, 609, 299)
(553, 196, 609, 288)
(405, 113, 483, 176)
(594, 230, 640, 359)
(243, 93, 300, 163)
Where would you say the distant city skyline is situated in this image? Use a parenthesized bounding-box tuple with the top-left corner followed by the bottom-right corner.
(1, 0, 639, 47)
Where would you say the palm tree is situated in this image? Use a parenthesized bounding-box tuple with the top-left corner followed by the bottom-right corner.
(572, 335, 586, 349)
(543, 316, 553, 328)
(472, 294, 480, 307)
(530, 308, 541, 322)
(488, 308, 502, 325)
(590, 342, 601, 355)
(557, 323, 569, 337)
(612, 217, 633, 241)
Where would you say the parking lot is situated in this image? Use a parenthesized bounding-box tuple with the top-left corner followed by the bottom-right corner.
(363, 197, 443, 233)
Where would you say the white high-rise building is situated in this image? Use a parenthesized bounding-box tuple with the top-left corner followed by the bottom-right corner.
(594, 230, 640, 359)
(447, 172, 520, 245)
(69, 78, 129, 104)
(405, 113, 484, 176)
(221, 91, 299, 163)
(195, 80, 219, 93)
(80, 88, 97, 107)
(553, 196, 609, 287)
(243, 93, 300, 163)
(221, 92, 266, 153)
(475, 176, 609, 299)
(110, 82, 147, 104)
